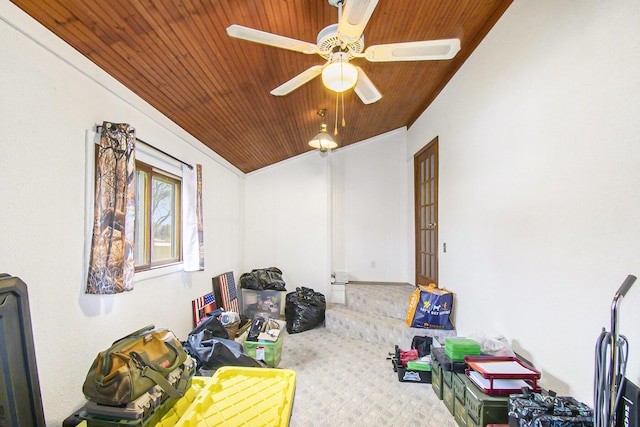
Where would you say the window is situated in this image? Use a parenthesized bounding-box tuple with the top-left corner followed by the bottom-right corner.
(134, 160, 182, 271)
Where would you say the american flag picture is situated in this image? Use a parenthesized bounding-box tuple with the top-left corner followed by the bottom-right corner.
(213, 272, 240, 314)
(192, 292, 216, 327)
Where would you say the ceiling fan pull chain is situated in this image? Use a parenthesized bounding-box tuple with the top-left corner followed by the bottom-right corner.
(334, 92, 339, 135)
(342, 92, 346, 127)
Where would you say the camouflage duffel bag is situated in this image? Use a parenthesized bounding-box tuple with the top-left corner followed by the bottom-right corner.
(508, 388, 594, 427)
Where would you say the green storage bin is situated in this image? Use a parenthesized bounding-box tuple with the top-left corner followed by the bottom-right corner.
(463, 374, 509, 427)
(444, 338, 481, 361)
(244, 326, 285, 367)
(453, 373, 468, 427)
(431, 352, 443, 400)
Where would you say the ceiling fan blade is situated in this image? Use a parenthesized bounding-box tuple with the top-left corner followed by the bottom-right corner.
(364, 39, 461, 62)
(354, 66, 382, 104)
(270, 65, 324, 96)
(227, 24, 318, 54)
(337, 0, 379, 44)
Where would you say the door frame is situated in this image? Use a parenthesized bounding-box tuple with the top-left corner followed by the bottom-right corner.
(414, 137, 438, 286)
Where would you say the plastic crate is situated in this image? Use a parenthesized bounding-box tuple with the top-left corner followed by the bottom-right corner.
(241, 289, 286, 319)
(156, 377, 212, 426)
(175, 366, 296, 427)
(393, 359, 432, 383)
(243, 321, 286, 367)
(391, 345, 432, 383)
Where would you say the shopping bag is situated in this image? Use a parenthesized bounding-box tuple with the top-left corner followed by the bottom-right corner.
(405, 284, 454, 329)
(82, 325, 192, 406)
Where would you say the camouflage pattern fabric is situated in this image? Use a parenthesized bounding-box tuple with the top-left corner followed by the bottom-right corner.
(508, 390, 594, 427)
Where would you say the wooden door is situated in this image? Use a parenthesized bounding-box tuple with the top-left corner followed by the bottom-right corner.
(415, 137, 438, 286)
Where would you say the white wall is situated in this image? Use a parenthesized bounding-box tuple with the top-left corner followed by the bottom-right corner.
(0, 2, 245, 424)
(407, 0, 640, 403)
(242, 127, 412, 301)
(243, 153, 331, 297)
(331, 128, 411, 283)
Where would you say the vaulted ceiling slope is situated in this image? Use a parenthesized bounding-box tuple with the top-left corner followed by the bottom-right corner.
(12, 0, 512, 173)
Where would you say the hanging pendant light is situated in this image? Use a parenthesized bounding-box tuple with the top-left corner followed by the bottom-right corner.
(309, 109, 338, 153)
(322, 51, 358, 93)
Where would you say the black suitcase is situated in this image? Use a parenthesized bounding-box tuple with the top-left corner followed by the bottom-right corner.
(508, 388, 594, 427)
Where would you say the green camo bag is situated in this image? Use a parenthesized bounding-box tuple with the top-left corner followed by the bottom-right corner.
(82, 325, 192, 406)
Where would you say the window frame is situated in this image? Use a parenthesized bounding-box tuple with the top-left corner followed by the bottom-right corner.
(134, 160, 183, 272)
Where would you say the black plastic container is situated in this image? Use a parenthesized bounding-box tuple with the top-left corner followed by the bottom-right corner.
(0, 274, 46, 426)
(393, 359, 432, 383)
(391, 344, 432, 383)
(432, 347, 468, 373)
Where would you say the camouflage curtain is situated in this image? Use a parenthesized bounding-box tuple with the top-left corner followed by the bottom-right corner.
(86, 122, 136, 294)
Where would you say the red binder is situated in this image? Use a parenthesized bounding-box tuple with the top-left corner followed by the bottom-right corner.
(464, 356, 541, 395)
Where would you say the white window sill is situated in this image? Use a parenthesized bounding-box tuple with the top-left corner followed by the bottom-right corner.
(135, 263, 183, 282)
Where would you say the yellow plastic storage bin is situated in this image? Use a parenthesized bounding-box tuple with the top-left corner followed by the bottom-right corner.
(156, 377, 212, 427)
(174, 366, 296, 427)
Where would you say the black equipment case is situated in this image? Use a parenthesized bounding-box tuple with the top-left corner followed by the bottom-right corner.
(0, 274, 46, 426)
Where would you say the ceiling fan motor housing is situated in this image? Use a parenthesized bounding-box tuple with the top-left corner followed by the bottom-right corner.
(317, 24, 364, 60)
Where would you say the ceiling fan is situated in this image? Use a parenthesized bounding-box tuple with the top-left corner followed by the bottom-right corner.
(226, 0, 461, 105)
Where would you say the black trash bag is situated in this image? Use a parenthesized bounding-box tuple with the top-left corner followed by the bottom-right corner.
(240, 267, 287, 291)
(239, 272, 260, 290)
(285, 287, 326, 334)
(182, 313, 261, 375)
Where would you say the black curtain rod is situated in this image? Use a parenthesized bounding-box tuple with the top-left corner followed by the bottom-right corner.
(95, 125, 193, 170)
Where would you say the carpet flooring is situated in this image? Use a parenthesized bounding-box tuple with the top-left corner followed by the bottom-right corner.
(277, 326, 457, 427)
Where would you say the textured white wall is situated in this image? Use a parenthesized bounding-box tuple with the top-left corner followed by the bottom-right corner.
(331, 129, 411, 283)
(242, 127, 411, 302)
(407, 0, 640, 403)
(243, 154, 331, 297)
(0, 2, 244, 424)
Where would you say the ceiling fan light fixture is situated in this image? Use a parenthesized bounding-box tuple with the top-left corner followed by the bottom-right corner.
(322, 52, 358, 93)
(308, 123, 338, 152)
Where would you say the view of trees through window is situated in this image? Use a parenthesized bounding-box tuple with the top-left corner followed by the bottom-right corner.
(151, 176, 177, 262)
(134, 161, 181, 271)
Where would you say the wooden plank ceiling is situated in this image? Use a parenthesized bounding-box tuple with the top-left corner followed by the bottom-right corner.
(12, 0, 512, 173)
